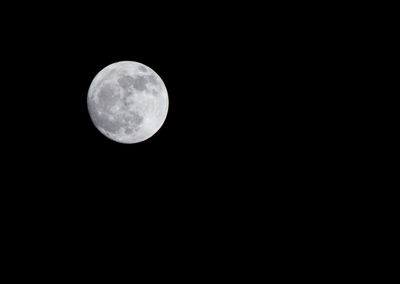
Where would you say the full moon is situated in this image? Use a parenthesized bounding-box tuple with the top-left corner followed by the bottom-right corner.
(87, 61, 169, 143)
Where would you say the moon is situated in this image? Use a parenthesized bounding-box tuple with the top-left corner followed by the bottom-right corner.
(87, 61, 169, 143)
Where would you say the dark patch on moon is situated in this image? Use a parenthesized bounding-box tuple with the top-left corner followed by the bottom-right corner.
(131, 112, 144, 125)
(98, 83, 119, 112)
(122, 95, 131, 108)
(124, 111, 143, 126)
(118, 75, 135, 89)
(124, 128, 133, 135)
(133, 76, 148, 91)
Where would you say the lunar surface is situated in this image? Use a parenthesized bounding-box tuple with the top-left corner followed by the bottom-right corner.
(87, 61, 169, 143)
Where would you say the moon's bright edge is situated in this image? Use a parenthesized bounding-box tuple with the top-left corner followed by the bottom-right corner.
(87, 61, 169, 143)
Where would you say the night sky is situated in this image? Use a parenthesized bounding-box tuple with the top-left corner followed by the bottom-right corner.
(2, 2, 346, 255)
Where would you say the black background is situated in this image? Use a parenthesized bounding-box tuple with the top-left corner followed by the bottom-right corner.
(1, 2, 356, 263)
(2, 4, 344, 208)
(0, 2, 383, 279)
(5, 5, 272, 189)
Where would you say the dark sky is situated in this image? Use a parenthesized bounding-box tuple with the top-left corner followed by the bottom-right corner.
(0, 4, 374, 279)
(2, 2, 346, 232)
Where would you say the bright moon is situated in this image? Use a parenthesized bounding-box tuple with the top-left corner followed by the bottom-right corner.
(87, 61, 169, 143)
